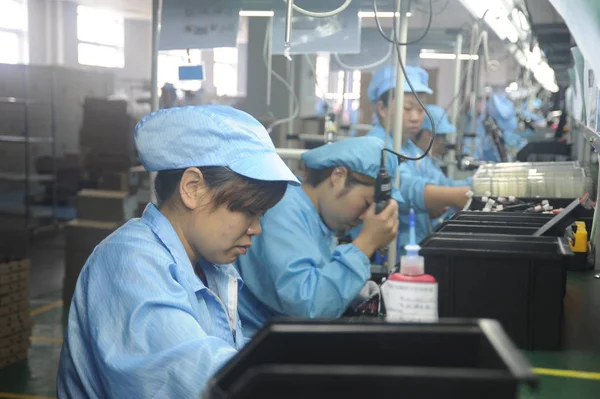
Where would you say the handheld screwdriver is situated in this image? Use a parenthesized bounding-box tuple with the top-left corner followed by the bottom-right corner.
(374, 152, 392, 214)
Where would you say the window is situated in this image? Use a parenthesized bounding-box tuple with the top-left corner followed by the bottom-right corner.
(77, 6, 124, 68)
(0, 0, 28, 64)
(213, 47, 238, 97)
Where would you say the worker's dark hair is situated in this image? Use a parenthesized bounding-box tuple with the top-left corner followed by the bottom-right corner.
(303, 166, 375, 189)
(378, 89, 394, 109)
(154, 166, 287, 213)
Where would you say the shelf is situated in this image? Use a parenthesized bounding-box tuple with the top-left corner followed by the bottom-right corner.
(0, 135, 53, 144)
(0, 172, 55, 182)
(0, 97, 48, 105)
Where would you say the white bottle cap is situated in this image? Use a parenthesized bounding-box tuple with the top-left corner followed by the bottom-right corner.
(542, 200, 549, 206)
(534, 205, 542, 212)
(482, 196, 489, 202)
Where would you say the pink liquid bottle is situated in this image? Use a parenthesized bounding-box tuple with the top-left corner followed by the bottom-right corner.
(382, 208, 438, 322)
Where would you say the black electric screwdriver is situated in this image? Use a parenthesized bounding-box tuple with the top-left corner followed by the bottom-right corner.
(374, 155, 392, 214)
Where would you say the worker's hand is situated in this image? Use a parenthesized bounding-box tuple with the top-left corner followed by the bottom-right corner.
(429, 207, 448, 219)
(353, 201, 399, 258)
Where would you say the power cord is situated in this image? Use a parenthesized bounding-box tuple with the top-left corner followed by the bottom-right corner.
(374, 0, 437, 161)
(373, 0, 434, 46)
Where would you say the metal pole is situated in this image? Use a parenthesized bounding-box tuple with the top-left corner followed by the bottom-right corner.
(286, 56, 295, 147)
(387, 0, 408, 272)
(340, 71, 348, 126)
(149, 0, 162, 205)
(266, 18, 273, 110)
(469, 53, 481, 157)
(284, 0, 294, 60)
(447, 32, 463, 179)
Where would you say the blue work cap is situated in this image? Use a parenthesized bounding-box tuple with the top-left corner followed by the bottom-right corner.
(368, 65, 433, 104)
(421, 105, 456, 135)
(135, 105, 300, 186)
(301, 137, 401, 200)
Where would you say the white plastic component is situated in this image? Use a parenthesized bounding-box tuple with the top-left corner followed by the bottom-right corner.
(543, 204, 553, 211)
(534, 205, 543, 212)
(542, 200, 550, 206)
(466, 190, 474, 198)
(485, 191, 492, 197)
(497, 197, 506, 203)
(508, 196, 516, 202)
(496, 205, 504, 211)
(483, 208, 491, 212)
(482, 196, 489, 202)
(487, 199, 496, 207)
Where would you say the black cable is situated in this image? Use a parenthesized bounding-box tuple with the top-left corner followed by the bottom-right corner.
(415, 0, 450, 16)
(373, 0, 433, 46)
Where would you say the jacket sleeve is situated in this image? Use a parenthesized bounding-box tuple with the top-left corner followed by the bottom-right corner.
(238, 206, 371, 319)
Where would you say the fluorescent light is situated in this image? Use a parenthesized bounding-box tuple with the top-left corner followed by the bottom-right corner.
(239, 10, 274, 17)
(358, 11, 399, 18)
(406, 11, 413, 17)
(419, 52, 479, 60)
(508, 82, 519, 91)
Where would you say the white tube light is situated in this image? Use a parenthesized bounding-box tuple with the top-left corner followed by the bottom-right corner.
(239, 10, 275, 17)
(358, 11, 399, 18)
(419, 52, 479, 60)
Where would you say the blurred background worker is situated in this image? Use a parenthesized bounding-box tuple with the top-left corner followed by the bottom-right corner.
(159, 82, 179, 109)
(415, 105, 473, 187)
(366, 65, 470, 248)
(235, 137, 399, 339)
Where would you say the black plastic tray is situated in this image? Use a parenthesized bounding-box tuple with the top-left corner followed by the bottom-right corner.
(207, 319, 538, 399)
(419, 233, 572, 350)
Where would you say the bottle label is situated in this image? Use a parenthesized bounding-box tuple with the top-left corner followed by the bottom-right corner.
(382, 280, 438, 323)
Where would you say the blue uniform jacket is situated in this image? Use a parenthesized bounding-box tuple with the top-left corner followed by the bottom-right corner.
(235, 185, 371, 339)
(57, 204, 244, 398)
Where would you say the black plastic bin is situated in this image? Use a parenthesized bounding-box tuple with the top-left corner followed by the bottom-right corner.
(420, 233, 572, 350)
(206, 319, 538, 399)
(436, 221, 540, 235)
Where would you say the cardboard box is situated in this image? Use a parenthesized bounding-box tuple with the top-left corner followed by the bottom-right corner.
(0, 289, 29, 307)
(0, 300, 28, 318)
(98, 171, 139, 194)
(63, 220, 119, 304)
(65, 219, 120, 251)
(76, 189, 137, 222)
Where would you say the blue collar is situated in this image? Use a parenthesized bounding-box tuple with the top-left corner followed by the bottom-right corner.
(140, 203, 243, 293)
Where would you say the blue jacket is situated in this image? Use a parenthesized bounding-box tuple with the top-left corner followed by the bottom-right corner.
(235, 185, 371, 338)
(57, 204, 244, 398)
(365, 124, 435, 248)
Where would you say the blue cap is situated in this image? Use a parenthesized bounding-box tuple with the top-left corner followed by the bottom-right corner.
(301, 136, 401, 201)
(421, 105, 455, 135)
(488, 94, 517, 133)
(368, 65, 433, 104)
(135, 105, 300, 186)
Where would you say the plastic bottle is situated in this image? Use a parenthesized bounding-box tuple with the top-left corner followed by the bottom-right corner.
(381, 209, 439, 323)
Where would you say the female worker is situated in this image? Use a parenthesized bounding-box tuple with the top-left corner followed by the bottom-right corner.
(414, 104, 473, 187)
(57, 105, 300, 398)
(366, 65, 470, 247)
(235, 137, 400, 338)
(415, 105, 473, 227)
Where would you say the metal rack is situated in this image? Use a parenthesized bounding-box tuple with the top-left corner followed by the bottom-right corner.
(0, 69, 58, 236)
